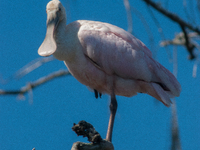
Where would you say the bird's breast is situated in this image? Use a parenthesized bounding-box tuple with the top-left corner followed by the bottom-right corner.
(64, 57, 113, 94)
(64, 56, 143, 97)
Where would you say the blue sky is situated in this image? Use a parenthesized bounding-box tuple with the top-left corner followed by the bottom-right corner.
(0, 0, 200, 149)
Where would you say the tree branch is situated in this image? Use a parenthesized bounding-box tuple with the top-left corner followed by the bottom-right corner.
(0, 70, 70, 96)
(171, 101, 182, 150)
(160, 32, 199, 59)
(142, 0, 200, 34)
(71, 141, 114, 150)
(14, 56, 55, 79)
(180, 25, 195, 59)
(123, 0, 133, 33)
(71, 121, 114, 150)
(160, 32, 199, 46)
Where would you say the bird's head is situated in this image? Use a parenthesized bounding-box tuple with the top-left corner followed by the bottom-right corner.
(38, 0, 66, 57)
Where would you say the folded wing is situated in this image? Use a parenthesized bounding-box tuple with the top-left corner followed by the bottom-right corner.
(78, 20, 181, 106)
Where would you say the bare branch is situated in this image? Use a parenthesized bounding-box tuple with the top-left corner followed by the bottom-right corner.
(180, 25, 195, 59)
(173, 46, 178, 78)
(72, 121, 102, 143)
(160, 32, 199, 46)
(171, 101, 182, 150)
(130, 6, 156, 57)
(71, 141, 114, 150)
(14, 56, 55, 79)
(197, 0, 200, 12)
(0, 70, 70, 96)
(160, 32, 199, 59)
(142, 0, 200, 60)
(123, 0, 133, 33)
(191, 41, 200, 77)
(142, 0, 200, 34)
(146, 5, 172, 61)
(71, 121, 114, 150)
(192, 60, 198, 78)
(171, 46, 182, 150)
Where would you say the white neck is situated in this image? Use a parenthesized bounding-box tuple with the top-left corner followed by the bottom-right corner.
(53, 20, 82, 62)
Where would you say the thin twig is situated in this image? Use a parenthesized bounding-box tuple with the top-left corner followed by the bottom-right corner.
(123, 0, 133, 33)
(198, 0, 200, 13)
(0, 70, 70, 96)
(146, 5, 172, 61)
(173, 46, 178, 78)
(130, 6, 156, 57)
(182, 0, 195, 25)
(171, 46, 182, 150)
(14, 56, 55, 79)
(191, 41, 200, 77)
(160, 32, 199, 46)
(160, 32, 199, 59)
(171, 100, 182, 150)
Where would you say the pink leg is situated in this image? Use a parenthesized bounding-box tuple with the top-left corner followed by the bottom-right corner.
(106, 93, 118, 142)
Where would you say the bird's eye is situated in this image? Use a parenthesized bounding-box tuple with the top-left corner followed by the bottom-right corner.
(58, 7, 61, 11)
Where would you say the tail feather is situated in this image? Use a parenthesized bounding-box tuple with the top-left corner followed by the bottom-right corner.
(151, 83, 172, 107)
(153, 61, 181, 98)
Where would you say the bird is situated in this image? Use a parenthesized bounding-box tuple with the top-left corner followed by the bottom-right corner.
(38, 0, 181, 142)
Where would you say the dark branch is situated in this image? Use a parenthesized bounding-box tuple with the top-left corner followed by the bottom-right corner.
(180, 25, 196, 59)
(71, 121, 114, 150)
(72, 120, 102, 143)
(143, 0, 200, 34)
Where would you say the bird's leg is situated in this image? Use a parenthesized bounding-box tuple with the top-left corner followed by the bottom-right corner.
(106, 93, 118, 142)
(94, 89, 102, 99)
(94, 89, 98, 99)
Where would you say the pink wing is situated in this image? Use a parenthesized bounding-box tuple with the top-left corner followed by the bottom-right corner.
(78, 21, 181, 104)
(78, 21, 153, 79)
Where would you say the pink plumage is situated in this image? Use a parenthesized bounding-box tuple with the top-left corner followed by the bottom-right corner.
(38, 0, 181, 142)
(70, 21, 181, 107)
(38, 0, 181, 107)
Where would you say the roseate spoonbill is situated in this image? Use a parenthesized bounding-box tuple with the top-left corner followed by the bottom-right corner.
(38, 0, 181, 142)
